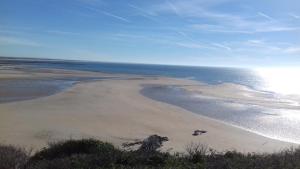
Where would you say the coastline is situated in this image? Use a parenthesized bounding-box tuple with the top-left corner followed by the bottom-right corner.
(141, 84, 300, 144)
(0, 68, 297, 153)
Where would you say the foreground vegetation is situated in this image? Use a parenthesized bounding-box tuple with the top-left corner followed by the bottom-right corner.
(1, 135, 300, 169)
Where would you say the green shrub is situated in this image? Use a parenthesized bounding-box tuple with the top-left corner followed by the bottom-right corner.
(30, 139, 117, 161)
(1, 137, 300, 169)
(26, 139, 122, 169)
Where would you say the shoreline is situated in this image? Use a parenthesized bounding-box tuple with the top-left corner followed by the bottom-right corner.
(0, 67, 298, 153)
(140, 84, 300, 144)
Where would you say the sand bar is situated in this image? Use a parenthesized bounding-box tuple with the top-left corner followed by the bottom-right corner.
(0, 68, 297, 153)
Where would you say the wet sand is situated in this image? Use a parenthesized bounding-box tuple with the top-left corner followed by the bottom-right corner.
(141, 85, 300, 144)
(0, 67, 297, 153)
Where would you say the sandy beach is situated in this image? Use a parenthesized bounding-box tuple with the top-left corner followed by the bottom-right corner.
(0, 67, 297, 153)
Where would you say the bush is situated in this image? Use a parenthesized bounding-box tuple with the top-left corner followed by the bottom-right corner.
(0, 144, 29, 169)
(26, 139, 122, 169)
(1, 137, 300, 169)
(186, 142, 208, 163)
(29, 139, 118, 161)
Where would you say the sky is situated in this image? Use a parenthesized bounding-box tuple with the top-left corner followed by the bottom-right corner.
(0, 0, 300, 67)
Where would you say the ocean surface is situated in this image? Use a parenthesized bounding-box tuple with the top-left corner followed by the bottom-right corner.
(1, 57, 300, 144)
(3, 58, 300, 95)
(1, 57, 262, 89)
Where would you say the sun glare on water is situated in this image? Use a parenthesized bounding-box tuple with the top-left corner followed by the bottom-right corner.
(255, 67, 300, 96)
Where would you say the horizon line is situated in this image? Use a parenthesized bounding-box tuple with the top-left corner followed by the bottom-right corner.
(0, 55, 251, 69)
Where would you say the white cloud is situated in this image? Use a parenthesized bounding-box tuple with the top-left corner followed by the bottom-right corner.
(191, 22, 299, 34)
(284, 47, 300, 54)
(0, 29, 24, 35)
(216, 39, 300, 58)
(129, 4, 155, 16)
(77, 0, 104, 6)
(128, 4, 160, 23)
(176, 42, 209, 49)
(211, 43, 232, 51)
(101, 11, 130, 22)
(85, 6, 130, 23)
(150, 0, 299, 34)
(0, 36, 41, 47)
(288, 13, 300, 19)
(257, 12, 275, 21)
(46, 30, 80, 35)
(191, 24, 251, 34)
(246, 39, 265, 45)
(165, 0, 180, 16)
(151, 0, 231, 16)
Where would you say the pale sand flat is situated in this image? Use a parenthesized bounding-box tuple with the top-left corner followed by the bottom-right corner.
(0, 69, 297, 153)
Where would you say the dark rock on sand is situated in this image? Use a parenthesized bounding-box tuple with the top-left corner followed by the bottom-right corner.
(193, 130, 207, 136)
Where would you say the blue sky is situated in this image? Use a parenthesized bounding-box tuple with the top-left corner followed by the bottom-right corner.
(0, 0, 299, 67)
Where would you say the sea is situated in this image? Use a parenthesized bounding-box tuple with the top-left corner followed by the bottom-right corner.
(1, 57, 300, 144)
(0, 57, 262, 88)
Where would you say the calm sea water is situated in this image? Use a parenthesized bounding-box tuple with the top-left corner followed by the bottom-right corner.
(0, 58, 264, 91)
(5, 58, 300, 96)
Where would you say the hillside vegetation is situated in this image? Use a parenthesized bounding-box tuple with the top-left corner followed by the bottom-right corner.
(1, 135, 300, 169)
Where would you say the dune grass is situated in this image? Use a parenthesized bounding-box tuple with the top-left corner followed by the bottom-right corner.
(1, 136, 300, 169)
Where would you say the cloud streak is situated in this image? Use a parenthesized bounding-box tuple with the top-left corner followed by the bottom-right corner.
(212, 43, 232, 51)
(289, 13, 300, 19)
(284, 47, 300, 54)
(149, 0, 299, 34)
(77, 0, 104, 6)
(257, 12, 275, 21)
(166, 0, 180, 16)
(176, 42, 215, 49)
(101, 11, 130, 23)
(128, 4, 160, 23)
(0, 36, 41, 47)
(1, 0, 299, 66)
(191, 24, 299, 34)
(84, 6, 130, 23)
(46, 30, 80, 35)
